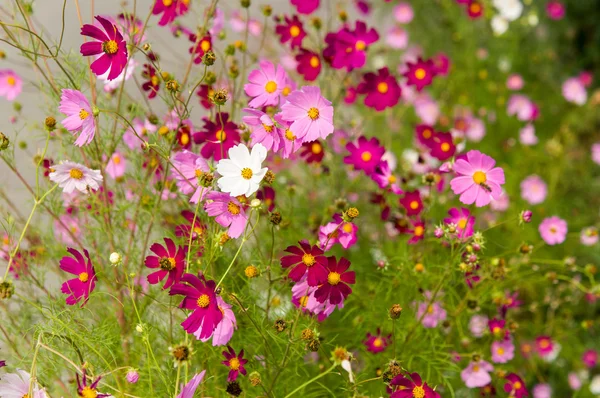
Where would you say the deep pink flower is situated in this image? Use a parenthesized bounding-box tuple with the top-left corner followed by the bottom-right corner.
(428, 132, 456, 161)
(406, 219, 426, 244)
(461, 360, 493, 388)
(169, 273, 223, 339)
(204, 192, 248, 239)
(535, 335, 554, 357)
(504, 373, 529, 398)
(145, 238, 186, 290)
(280, 240, 328, 286)
(193, 112, 240, 161)
(142, 64, 160, 99)
(357, 67, 401, 111)
(390, 372, 440, 398)
(280, 86, 334, 142)
(323, 21, 379, 71)
(314, 256, 355, 304)
(582, 349, 598, 368)
(171, 150, 211, 203)
(466, 1, 484, 18)
(546, 1, 565, 20)
(299, 140, 325, 163)
(489, 318, 509, 339)
(415, 124, 437, 148)
(189, 34, 212, 64)
(198, 296, 237, 346)
(344, 136, 385, 175)
(152, 0, 190, 26)
(221, 346, 248, 382)
(291, 0, 319, 14)
(244, 61, 288, 108)
(59, 89, 96, 147)
(400, 191, 423, 216)
(363, 329, 390, 353)
(256, 186, 276, 212)
(77, 369, 110, 397)
(275, 15, 306, 48)
(242, 108, 282, 151)
(295, 50, 322, 82)
(60, 248, 97, 306)
(403, 57, 435, 91)
(80, 16, 128, 80)
(444, 207, 475, 239)
(371, 161, 403, 194)
(0, 69, 22, 101)
(432, 53, 451, 76)
(291, 277, 338, 321)
(538, 216, 568, 245)
(450, 150, 505, 207)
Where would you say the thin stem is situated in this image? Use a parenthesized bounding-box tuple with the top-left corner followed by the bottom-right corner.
(283, 364, 337, 398)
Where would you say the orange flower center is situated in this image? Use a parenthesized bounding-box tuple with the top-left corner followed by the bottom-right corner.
(414, 226, 424, 236)
(458, 218, 467, 229)
(289, 25, 301, 37)
(229, 357, 240, 370)
(227, 202, 241, 215)
(309, 56, 320, 68)
(355, 40, 366, 51)
(285, 129, 296, 141)
(409, 200, 419, 210)
(200, 40, 211, 52)
(6, 76, 15, 86)
(180, 133, 190, 145)
(373, 338, 383, 347)
(377, 82, 389, 94)
(414, 68, 426, 80)
(265, 80, 278, 93)
(69, 168, 84, 179)
(215, 130, 226, 142)
(441, 142, 451, 152)
(412, 385, 425, 398)
(422, 129, 432, 139)
(311, 142, 322, 154)
(197, 294, 210, 308)
(513, 381, 522, 390)
(361, 151, 372, 162)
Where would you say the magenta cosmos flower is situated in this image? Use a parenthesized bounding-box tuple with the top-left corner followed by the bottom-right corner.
(291, 0, 319, 14)
(450, 150, 505, 207)
(582, 349, 598, 368)
(244, 60, 287, 108)
(324, 21, 379, 71)
(198, 296, 237, 346)
(538, 216, 568, 245)
(357, 67, 401, 111)
(171, 150, 211, 203)
(444, 207, 475, 239)
(344, 136, 385, 175)
(80, 16, 128, 80)
(0, 69, 22, 101)
(106, 152, 126, 179)
(314, 256, 355, 304)
(193, 112, 240, 161)
(363, 329, 391, 353)
(403, 57, 436, 91)
(221, 346, 248, 382)
(280, 86, 334, 142)
(400, 191, 424, 216)
(535, 335, 554, 357)
(77, 370, 110, 397)
(275, 15, 306, 49)
(204, 192, 248, 239)
(169, 273, 223, 339)
(59, 89, 96, 147)
(520, 175, 547, 205)
(504, 373, 528, 398)
(176, 371, 206, 398)
(153, 0, 190, 26)
(390, 372, 440, 398)
(371, 161, 403, 194)
(145, 238, 186, 290)
(60, 247, 97, 306)
(280, 240, 328, 286)
(546, 0, 565, 20)
(295, 50, 322, 82)
(461, 360, 493, 388)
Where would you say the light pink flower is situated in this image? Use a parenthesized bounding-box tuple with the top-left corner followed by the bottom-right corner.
(393, 2, 414, 23)
(519, 124, 538, 146)
(204, 191, 248, 238)
(54, 214, 80, 246)
(243, 108, 282, 151)
(520, 175, 547, 205)
(244, 60, 288, 108)
(562, 77, 587, 105)
(0, 369, 47, 397)
(415, 291, 447, 328)
(568, 372, 582, 390)
(490, 191, 510, 212)
(507, 94, 538, 121)
(197, 296, 237, 346)
(580, 227, 599, 246)
(171, 150, 211, 204)
(176, 371, 206, 398)
(491, 339, 515, 363)
(465, 117, 486, 142)
(469, 314, 488, 338)
(123, 118, 156, 150)
(532, 383, 552, 398)
(507, 74, 524, 90)
(592, 142, 600, 165)
(59, 89, 96, 146)
(539, 216, 568, 245)
(280, 86, 334, 143)
(461, 360, 494, 388)
(386, 26, 408, 49)
(414, 94, 440, 125)
(49, 161, 103, 194)
(318, 214, 358, 251)
(450, 150, 505, 207)
(0, 69, 22, 101)
(106, 152, 126, 179)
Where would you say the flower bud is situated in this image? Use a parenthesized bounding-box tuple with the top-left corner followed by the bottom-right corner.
(202, 50, 216, 66)
(301, 328, 315, 341)
(520, 210, 532, 223)
(307, 338, 321, 352)
(344, 207, 359, 220)
(226, 381, 243, 396)
(389, 304, 403, 319)
(0, 281, 15, 300)
(249, 371, 261, 386)
(126, 369, 139, 384)
(44, 116, 56, 131)
(110, 252, 122, 265)
(274, 319, 287, 332)
(269, 211, 282, 226)
(166, 79, 180, 93)
(263, 170, 275, 184)
(262, 5, 272, 16)
(205, 71, 217, 85)
(244, 265, 259, 278)
(250, 198, 261, 208)
(0, 133, 9, 151)
(211, 89, 228, 105)
(240, 0, 250, 7)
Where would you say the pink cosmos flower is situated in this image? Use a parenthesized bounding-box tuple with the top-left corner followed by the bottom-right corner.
(144, 238, 186, 290)
(357, 67, 401, 111)
(562, 77, 587, 105)
(491, 338, 515, 363)
(244, 61, 287, 108)
(469, 314, 488, 338)
(100, 57, 137, 92)
(152, 0, 190, 26)
(291, 0, 319, 14)
(176, 371, 206, 398)
(0, 69, 22, 101)
(80, 16, 128, 80)
(450, 150, 505, 207)
(507, 74, 524, 90)
(390, 372, 440, 398)
(54, 214, 80, 246)
(318, 214, 358, 251)
(507, 94, 539, 121)
(400, 191, 424, 216)
(363, 329, 391, 353)
(568, 372, 582, 390)
(519, 124, 538, 146)
(416, 291, 447, 328)
(291, 277, 338, 321)
(59, 89, 96, 146)
(582, 349, 598, 368)
(169, 273, 223, 339)
(371, 161, 403, 194)
(243, 108, 281, 151)
(394, 2, 414, 23)
(275, 15, 306, 49)
(280, 86, 334, 142)
(535, 335, 554, 357)
(520, 175, 547, 205)
(539, 216, 568, 245)
(344, 136, 385, 175)
(546, 1, 565, 20)
(76, 370, 109, 397)
(386, 26, 409, 49)
(461, 360, 493, 388)
(49, 161, 103, 194)
(0, 369, 47, 398)
(593, 143, 600, 165)
(60, 247, 97, 306)
(198, 296, 237, 346)
(414, 94, 440, 125)
(532, 383, 551, 398)
(171, 150, 211, 203)
(123, 118, 156, 150)
(504, 373, 528, 398)
(581, 227, 599, 246)
(222, 346, 247, 382)
(204, 192, 248, 239)
(444, 207, 475, 239)
(106, 152, 126, 179)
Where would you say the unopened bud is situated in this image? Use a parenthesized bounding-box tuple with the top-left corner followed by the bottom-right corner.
(389, 304, 402, 319)
(44, 116, 56, 131)
(110, 252, 122, 265)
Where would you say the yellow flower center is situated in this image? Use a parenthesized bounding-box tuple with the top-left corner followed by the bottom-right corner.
(159, 257, 176, 270)
(309, 56, 320, 68)
(327, 272, 341, 285)
(373, 338, 383, 347)
(472, 171, 487, 184)
(361, 151, 372, 162)
(113, 155, 121, 165)
(427, 305, 434, 313)
(539, 340, 549, 348)
(200, 40, 211, 52)
(282, 86, 291, 96)
(289, 25, 301, 37)
(103, 40, 119, 55)
(229, 357, 241, 370)
(470, 3, 481, 13)
(412, 385, 425, 398)
(70, 168, 84, 180)
(158, 126, 169, 135)
(414, 68, 426, 80)
(307, 107, 319, 120)
(409, 200, 419, 210)
(79, 109, 90, 120)
(458, 218, 467, 229)
(195, 169, 203, 178)
(197, 294, 210, 308)
(497, 347, 505, 355)
(355, 40, 366, 50)
(181, 133, 190, 145)
(241, 168, 253, 180)
(472, 365, 480, 372)
(302, 253, 316, 267)
(441, 142, 451, 152)
(513, 381, 522, 390)
(263, 123, 274, 133)
(311, 142, 322, 154)
(215, 130, 226, 142)
(7, 76, 15, 86)
(414, 226, 424, 236)
(299, 295, 309, 307)
(549, 227, 557, 233)
(151, 75, 159, 86)
(265, 80, 278, 93)
(377, 82, 389, 94)
(285, 129, 296, 141)
(78, 272, 89, 282)
(342, 223, 353, 233)
(163, 0, 173, 5)
(80, 386, 98, 398)
(227, 202, 241, 215)
(388, 175, 397, 184)
(422, 129, 432, 139)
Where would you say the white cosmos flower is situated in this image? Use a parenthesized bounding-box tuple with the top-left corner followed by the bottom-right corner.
(216, 143, 268, 197)
(49, 160, 103, 194)
(493, 0, 523, 21)
(0, 369, 47, 398)
(491, 16, 509, 35)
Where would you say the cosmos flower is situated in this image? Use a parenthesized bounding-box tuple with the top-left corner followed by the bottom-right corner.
(562, 77, 587, 105)
(295, 50, 322, 82)
(171, 150, 211, 203)
(291, 0, 319, 14)
(450, 150, 505, 207)
(407, 219, 426, 244)
(520, 175, 547, 205)
(256, 186, 276, 212)
(314, 256, 355, 304)
(461, 360, 494, 388)
(538, 216, 568, 245)
(280, 240, 328, 286)
(275, 15, 306, 48)
(280, 86, 334, 143)
(299, 140, 325, 163)
(59, 89, 96, 147)
(194, 112, 241, 161)
(106, 152, 126, 179)
(60, 247, 97, 306)
(393, 2, 414, 23)
(403, 57, 436, 91)
(169, 273, 223, 339)
(504, 373, 529, 398)
(197, 296, 237, 346)
(189, 34, 212, 64)
(356, 67, 402, 111)
(176, 371, 207, 398)
(123, 117, 157, 150)
(142, 64, 160, 99)
(580, 227, 599, 246)
(428, 131, 456, 161)
(469, 314, 489, 338)
(49, 161, 103, 194)
(80, 16, 128, 80)
(415, 291, 447, 328)
(546, 0, 565, 20)
(0, 369, 47, 398)
(444, 207, 475, 239)
(221, 346, 248, 382)
(507, 94, 539, 121)
(344, 136, 386, 175)
(491, 338, 515, 363)
(532, 383, 551, 398)
(582, 349, 598, 368)
(371, 161, 403, 194)
(0, 69, 22, 101)
(519, 124, 538, 146)
(593, 142, 600, 165)
(144, 238, 186, 290)
(152, 0, 190, 26)
(244, 61, 288, 108)
(204, 191, 248, 239)
(216, 143, 268, 197)
(323, 21, 379, 71)
(535, 335, 554, 357)
(466, 0, 484, 18)
(243, 109, 282, 151)
(400, 191, 424, 216)
(363, 329, 391, 353)
(389, 372, 440, 398)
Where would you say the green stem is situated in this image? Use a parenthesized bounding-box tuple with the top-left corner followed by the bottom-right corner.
(283, 364, 337, 398)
